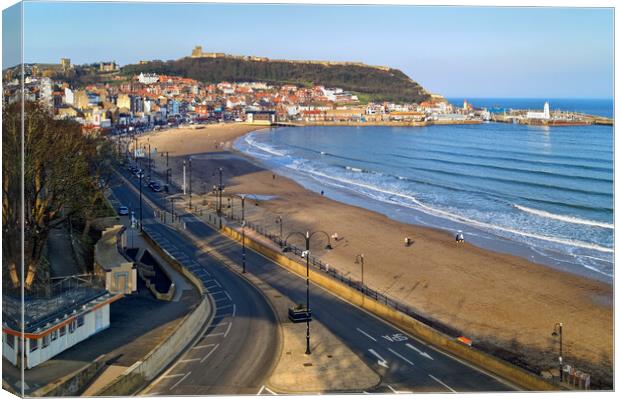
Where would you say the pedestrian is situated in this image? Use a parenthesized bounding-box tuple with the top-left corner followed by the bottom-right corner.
(321, 190, 324, 196)
(272, 173, 276, 180)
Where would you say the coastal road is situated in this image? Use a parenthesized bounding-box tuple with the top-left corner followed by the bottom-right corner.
(108, 174, 280, 395)
(112, 165, 517, 394)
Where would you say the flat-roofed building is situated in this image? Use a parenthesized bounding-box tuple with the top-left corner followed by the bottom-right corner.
(94, 225, 137, 295)
(2, 278, 123, 369)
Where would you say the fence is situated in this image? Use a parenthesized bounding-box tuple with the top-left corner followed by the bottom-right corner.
(223, 212, 462, 338)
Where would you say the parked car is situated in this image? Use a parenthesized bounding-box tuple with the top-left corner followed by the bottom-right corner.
(288, 304, 312, 323)
(118, 206, 129, 216)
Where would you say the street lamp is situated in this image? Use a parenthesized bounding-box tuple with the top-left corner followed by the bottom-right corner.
(188, 157, 193, 209)
(275, 216, 283, 246)
(235, 193, 260, 274)
(283, 230, 332, 355)
(217, 168, 224, 229)
(552, 322, 564, 382)
(355, 254, 365, 289)
(139, 171, 143, 231)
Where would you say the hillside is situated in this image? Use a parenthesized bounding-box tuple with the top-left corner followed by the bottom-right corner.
(122, 57, 430, 103)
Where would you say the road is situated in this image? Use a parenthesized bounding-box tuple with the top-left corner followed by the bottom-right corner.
(111, 164, 517, 394)
(109, 173, 280, 395)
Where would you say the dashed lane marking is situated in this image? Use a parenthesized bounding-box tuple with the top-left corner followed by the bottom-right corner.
(224, 322, 233, 337)
(177, 358, 200, 363)
(161, 373, 184, 379)
(169, 372, 191, 390)
(428, 374, 457, 393)
(388, 348, 415, 366)
(387, 385, 413, 394)
(356, 328, 377, 342)
(224, 291, 232, 301)
(200, 343, 220, 363)
(191, 343, 216, 350)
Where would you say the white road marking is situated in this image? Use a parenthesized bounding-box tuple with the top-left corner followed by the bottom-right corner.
(214, 297, 229, 303)
(406, 343, 434, 360)
(218, 304, 233, 310)
(232, 303, 237, 317)
(169, 371, 191, 390)
(224, 322, 233, 337)
(177, 358, 200, 363)
(264, 386, 278, 395)
(388, 348, 415, 366)
(200, 343, 220, 363)
(204, 332, 225, 337)
(161, 373, 184, 379)
(191, 343, 216, 350)
(368, 349, 389, 368)
(429, 374, 457, 393)
(224, 291, 232, 301)
(210, 291, 225, 296)
(387, 385, 413, 394)
(257, 386, 265, 395)
(356, 328, 377, 342)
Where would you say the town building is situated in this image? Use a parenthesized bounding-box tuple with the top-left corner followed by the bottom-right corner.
(526, 102, 551, 119)
(2, 278, 122, 369)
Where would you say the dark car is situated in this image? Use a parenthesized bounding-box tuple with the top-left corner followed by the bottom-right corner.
(288, 304, 312, 323)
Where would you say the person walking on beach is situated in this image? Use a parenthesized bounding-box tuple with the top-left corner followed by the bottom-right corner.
(456, 232, 465, 244)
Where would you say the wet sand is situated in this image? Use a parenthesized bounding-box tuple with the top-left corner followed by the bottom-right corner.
(138, 123, 613, 387)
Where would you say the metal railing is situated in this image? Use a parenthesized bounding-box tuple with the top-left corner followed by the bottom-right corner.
(221, 211, 462, 338)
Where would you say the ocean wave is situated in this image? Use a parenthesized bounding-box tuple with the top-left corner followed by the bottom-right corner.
(288, 163, 614, 255)
(390, 149, 613, 173)
(404, 165, 612, 198)
(244, 134, 287, 157)
(513, 204, 613, 230)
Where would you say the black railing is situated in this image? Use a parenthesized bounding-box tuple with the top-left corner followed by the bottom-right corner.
(222, 211, 462, 338)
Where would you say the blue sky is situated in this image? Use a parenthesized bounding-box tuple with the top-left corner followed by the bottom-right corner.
(5, 1, 615, 98)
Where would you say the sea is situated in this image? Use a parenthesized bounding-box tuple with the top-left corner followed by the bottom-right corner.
(235, 98, 614, 283)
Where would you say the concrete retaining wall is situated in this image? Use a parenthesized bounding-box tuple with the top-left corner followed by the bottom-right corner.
(221, 225, 557, 391)
(92, 230, 210, 396)
(30, 355, 107, 397)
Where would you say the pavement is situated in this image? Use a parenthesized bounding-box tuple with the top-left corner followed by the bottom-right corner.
(1, 215, 200, 396)
(112, 162, 518, 394)
(111, 170, 281, 395)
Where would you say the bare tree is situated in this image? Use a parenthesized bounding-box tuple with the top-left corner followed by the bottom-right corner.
(2, 102, 105, 290)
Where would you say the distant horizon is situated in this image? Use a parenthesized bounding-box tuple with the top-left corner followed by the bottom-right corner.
(2, 2, 613, 99)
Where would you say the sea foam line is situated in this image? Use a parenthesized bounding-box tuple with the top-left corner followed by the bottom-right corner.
(290, 164, 614, 254)
(514, 204, 613, 230)
(242, 135, 614, 254)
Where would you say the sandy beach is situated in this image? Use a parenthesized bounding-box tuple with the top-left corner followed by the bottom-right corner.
(137, 123, 613, 387)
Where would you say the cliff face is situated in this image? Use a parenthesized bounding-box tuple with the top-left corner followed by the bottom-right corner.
(122, 56, 430, 103)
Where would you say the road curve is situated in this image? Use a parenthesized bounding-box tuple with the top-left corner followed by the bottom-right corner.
(109, 174, 281, 395)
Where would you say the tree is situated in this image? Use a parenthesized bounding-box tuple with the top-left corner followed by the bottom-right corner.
(2, 101, 105, 291)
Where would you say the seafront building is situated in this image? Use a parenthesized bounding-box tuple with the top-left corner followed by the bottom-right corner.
(1, 52, 497, 132)
(2, 279, 123, 369)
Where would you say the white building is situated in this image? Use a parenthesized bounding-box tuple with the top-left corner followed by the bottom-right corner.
(138, 72, 159, 85)
(2, 291, 122, 369)
(526, 102, 550, 119)
(64, 87, 74, 105)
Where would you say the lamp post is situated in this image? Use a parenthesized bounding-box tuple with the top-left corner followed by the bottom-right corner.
(218, 167, 224, 229)
(283, 230, 332, 355)
(552, 322, 564, 382)
(240, 195, 247, 273)
(355, 254, 365, 289)
(139, 171, 143, 231)
(188, 157, 193, 209)
(275, 216, 283, 246)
